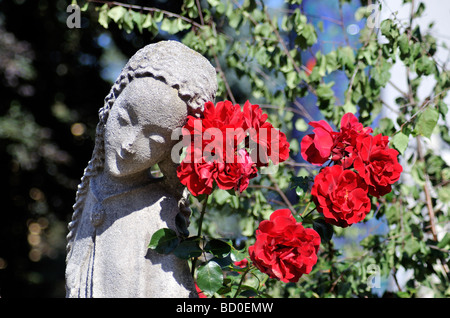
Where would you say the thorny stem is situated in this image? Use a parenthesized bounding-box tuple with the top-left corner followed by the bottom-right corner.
(233, 266, 253, 298)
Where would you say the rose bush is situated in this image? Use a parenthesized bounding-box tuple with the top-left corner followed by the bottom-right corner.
(311, 165, 371, 228)
(301, 112, 402, 227)
(300, 119, 337, 166)
(353, 133, 403, 197)
(249, 209, 321, 283)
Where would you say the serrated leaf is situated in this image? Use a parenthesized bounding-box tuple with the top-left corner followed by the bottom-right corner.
(142, 13, 152, 28)
(312, 218, 333, 242)
(107, 6, 126, 23)
(132, 11, 145, 33)
(123, 10, 134, 33)
(437, 232, 450, 249)
(148, 228, 179, 254)
(161, 18, 181, 34)
(98, 4, 109, 29)
(196, 260, 223, 297)
(204, 239, 231, 258)
(404, 237, 420, 256)
(173, 238, 202, 259)
(416, 107, 439, 139)
(391, 132, 409, 155)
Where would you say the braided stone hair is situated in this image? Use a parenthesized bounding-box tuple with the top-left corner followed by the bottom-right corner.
(66, 41, 217, 257)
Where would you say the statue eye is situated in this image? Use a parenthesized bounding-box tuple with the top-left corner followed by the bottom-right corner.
(149, 134, 165, 144)
(117, 111, 131, 126)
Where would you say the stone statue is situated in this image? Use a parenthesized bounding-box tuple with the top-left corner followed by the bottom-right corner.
(65, 41, 217, 298)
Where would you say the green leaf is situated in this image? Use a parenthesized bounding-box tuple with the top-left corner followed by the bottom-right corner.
(204, 239, 231, 258)
(415, 55, 435, 76)
(437, 232, 450, 249)
(173, 238, 202, 259)
(316, 82, 335, 101)
(404, 236, 420, 257)
(343, 101, 357, 114)
(142, 13, 153, 28)
(415, 107, 439, 138)
(161, 18, 177, 34)
(132, 11, 145, 34)
(107, 6, 127, 23)
(213, 189, 232, 205)
(97, 4, 110, 29)
(290, 176, 310, 192)
(391, 132, 409, 155)
(337, 46, 356, 71)
(295, 118, 308, 131)
(123, 10, 134, 33)
(312, 218, 334, 242)
(148, 228, 179, 254)
(81, 2, 89, 12)
(196, 260, 223, 297)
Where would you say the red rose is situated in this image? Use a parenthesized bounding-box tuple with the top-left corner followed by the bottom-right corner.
(249, 209, 321, 283)
(183, 101, 246, 162)
(311, 165, 371, 227)
(353, 133, 403, 197)
(243, 101, 290, 166)
(234, 258, 249, 268)
(195, 283, 207, 298)
(300, 119, 338, 165)
(177, 154, 217, 197)
(178, 100, 289, 196)
(215, 149, 257, 193)
(331, 113, 373, 168)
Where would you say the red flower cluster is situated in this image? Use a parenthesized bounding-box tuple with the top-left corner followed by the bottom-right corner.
(177, 101, 290, 196)
(249, 209, 321, 283)
(301, 113, 402, 227)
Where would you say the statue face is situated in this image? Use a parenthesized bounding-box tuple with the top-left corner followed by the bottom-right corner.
(103, 77, 187, 177)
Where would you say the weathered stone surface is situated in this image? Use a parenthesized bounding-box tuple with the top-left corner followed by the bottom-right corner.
(65, 41, 217, 298)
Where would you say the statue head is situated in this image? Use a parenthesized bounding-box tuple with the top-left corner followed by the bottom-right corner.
(103, 76, 188, 177)
(99, 41, 218, 178)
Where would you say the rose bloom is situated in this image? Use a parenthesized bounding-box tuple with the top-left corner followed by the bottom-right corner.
(311, 165, 371, 227)
(215, 149, 258, 193)
(332, 113, 373, 168)
(353, 133, 403, 197)
(178, 148, 257, 196)
(182, 100, 246, 158)
(300, 119, 337, 166)
(177, 150, 217, 197)
(249, 209, 321, 283)
(242, 101, 290, 166)
(234, 258, 249, 268)
(301, 113, 373, 167)
(178, 100, 289, 196)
